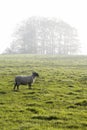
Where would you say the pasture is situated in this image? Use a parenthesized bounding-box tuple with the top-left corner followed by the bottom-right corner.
(0, 54, 87, 130)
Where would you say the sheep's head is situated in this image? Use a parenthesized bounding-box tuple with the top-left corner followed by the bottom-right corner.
(32, 72, 39, 77)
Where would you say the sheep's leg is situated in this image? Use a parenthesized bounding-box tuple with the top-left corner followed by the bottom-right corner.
(14, 82, 20, 91)
(28, 84, 32, 89)
(13, 82, 17, 90)
(17, 85, 19, 91)
(16, 83, 20, 91)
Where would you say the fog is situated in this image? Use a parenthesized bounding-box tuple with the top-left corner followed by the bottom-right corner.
(0, 0, 87, 54)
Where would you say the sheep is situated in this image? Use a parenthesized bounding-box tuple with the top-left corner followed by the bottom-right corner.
(13, 72, 39, 91)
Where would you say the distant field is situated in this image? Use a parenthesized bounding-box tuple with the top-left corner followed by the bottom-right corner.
(0, 54, 87, 130)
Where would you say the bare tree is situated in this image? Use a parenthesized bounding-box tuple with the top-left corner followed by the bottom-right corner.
(4, 17, 79, 55)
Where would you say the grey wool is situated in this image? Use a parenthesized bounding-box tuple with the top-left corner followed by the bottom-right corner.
(13, 72, 39, 90)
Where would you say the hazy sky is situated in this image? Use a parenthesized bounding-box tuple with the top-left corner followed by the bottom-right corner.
(0, 0, 87, 54)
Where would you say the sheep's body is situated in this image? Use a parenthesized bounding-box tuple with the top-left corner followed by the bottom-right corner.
(14, 72, 39, 90)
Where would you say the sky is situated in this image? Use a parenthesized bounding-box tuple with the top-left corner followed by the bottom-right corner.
(0, 0, 87, 54)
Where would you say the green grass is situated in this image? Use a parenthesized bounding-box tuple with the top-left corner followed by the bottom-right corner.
(0, 54, 87, 130)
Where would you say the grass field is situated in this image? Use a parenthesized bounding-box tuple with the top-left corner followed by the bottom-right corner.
(0, 54, 87, 130)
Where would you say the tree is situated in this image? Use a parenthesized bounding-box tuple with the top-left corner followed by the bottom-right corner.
(4, 17, 79, 55)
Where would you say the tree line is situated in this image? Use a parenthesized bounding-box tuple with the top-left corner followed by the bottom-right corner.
(4, 17, 79, 55)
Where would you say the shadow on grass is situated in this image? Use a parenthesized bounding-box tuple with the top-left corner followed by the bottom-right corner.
(32, 115, 58, 120)
(23, 92, 35, 95)
(75, 100, 87, 106)
(26, 108, 38, 114)
(0, 91, 7, 94)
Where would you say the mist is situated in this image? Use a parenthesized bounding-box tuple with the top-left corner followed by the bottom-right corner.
(0, 0, 87, 55)
(4, 17, 79, 55)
